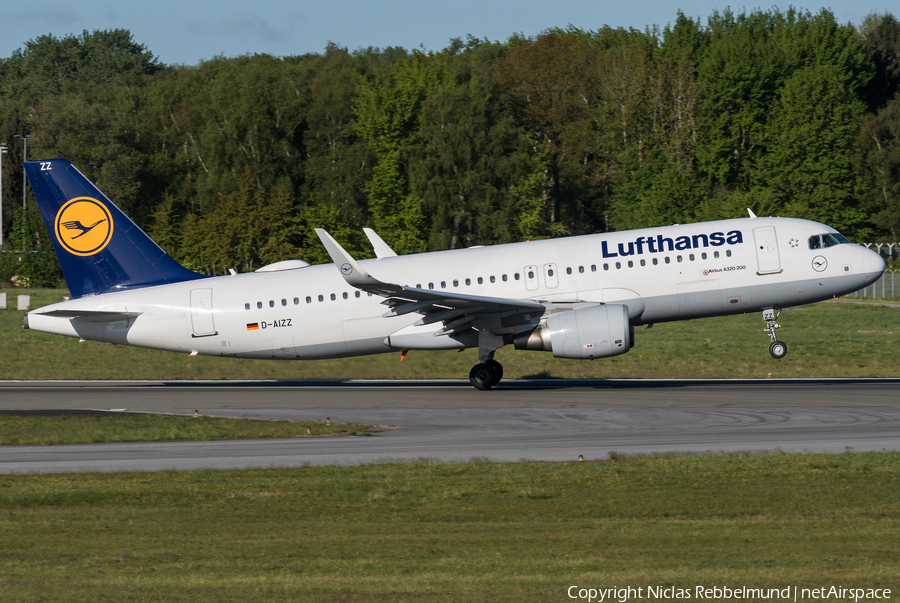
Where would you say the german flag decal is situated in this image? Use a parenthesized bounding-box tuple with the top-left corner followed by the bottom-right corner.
(246, 323, 259, 331)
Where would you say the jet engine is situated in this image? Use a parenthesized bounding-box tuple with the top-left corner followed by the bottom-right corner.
(513, 303, 633, 360)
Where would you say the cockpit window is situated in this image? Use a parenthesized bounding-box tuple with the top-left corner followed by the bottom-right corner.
(809, 233, 850, 250)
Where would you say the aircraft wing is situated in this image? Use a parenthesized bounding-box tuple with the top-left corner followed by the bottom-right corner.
(315, 229, 544, 335)
(363, 228, 398, 258)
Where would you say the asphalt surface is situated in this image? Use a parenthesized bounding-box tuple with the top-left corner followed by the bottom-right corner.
(1, 379, 898, 473)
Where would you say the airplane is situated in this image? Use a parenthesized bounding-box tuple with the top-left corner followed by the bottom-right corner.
(22, 158, 886, 389)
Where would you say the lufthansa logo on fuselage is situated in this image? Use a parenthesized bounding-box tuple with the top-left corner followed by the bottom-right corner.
(54, 197, 114, 256)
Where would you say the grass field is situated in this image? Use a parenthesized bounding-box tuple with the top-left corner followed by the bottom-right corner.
(0, 452, 898, 602)
(0, 413, 369, 445)
(1, 289, 898, 380)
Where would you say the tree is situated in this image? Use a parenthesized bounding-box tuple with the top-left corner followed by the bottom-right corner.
(495, 30, 599, 226)
(855, 97, 900, 237)
(353, 50, 451, 254)
(760, 65, 868, 234)
(0, 29, 159, 102)
(858, 12, 900, 110)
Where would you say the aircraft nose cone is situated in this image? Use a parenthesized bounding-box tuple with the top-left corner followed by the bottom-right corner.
(864, 247, 886, 279)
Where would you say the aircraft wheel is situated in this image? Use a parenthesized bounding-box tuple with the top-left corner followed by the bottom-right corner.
(769, 341, 787, 359)
(486, 359, 504, 382)
(469, 363, 498, 390)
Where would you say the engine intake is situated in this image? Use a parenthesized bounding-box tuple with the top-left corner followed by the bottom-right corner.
(513, 304, 633, 359)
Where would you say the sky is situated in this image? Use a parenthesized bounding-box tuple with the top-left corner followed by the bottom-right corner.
(0, 0, 892, 66)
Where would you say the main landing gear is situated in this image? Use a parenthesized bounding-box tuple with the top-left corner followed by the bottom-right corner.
(763, 308, 787, 359)
(469, 358, 503, 390)
(470, 330, 505, 390)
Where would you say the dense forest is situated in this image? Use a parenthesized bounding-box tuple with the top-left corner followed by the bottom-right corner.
(1, 8, 899, 286)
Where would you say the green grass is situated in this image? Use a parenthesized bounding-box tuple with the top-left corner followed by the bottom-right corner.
(0, 414, 370, 445)
(1, 288, 899, 379)
(0, 452, 898, 601)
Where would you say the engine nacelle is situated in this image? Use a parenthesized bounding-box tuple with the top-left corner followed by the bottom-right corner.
(513, 304, 633, 359)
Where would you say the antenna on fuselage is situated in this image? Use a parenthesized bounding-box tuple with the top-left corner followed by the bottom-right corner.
(747, 208, 757, 219)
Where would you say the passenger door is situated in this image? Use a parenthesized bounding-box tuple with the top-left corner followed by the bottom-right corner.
(753, 227, 782, 275)
(190, 288, 217, 337)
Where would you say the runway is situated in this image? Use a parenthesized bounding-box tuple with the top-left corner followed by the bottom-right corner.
(1, 379, 899, 473)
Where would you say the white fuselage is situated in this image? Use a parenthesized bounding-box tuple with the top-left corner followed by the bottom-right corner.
(26, 217, 886, 361)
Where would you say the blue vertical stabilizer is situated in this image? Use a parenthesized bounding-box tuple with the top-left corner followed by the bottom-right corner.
(25, 158, 207, 298)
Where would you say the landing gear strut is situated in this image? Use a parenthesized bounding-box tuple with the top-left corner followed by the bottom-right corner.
(763, 308, 787, 359)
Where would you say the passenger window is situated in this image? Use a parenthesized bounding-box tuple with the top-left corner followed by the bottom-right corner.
(441, 281, 447, 288)
(726, 250, 732, 257)
(343, 292, 348, 299)
(514, 273, 520, 280)
(428, 282, 434, 290)
(628, 260, 634, 268)
(330, 293, 336, 301)
(665, 257, 671, 264)
(689, 254, 695, 261)
(245, 303, 250, 310)
(527, 271, 534, 279)
(282, 299, 287, 306)
(701, 252, 707, 260)
(548, 269, 554, 277)
(478, 277, 484, 284)
(306, 296, 312, 304)
(603, 263, 609, 270)
(640, 259, 646, 267)
(453, 280, 459, 287)
(269, 300, 275, 308)
(502, 274, 508, 282)
(714, 251, 720, 258)
(652, 258, 658, 265)
(466, 278, 471, 286)
(615, 262, 621, 269)
(591, 265, 596, 272)
(293, 297, 299, 305)
(578, 266, 584, 273)
(677, 256, 683, 263)
(490, 276, 496, 283)
(355, 291, 360, 298)
(416, 283, 422, 289)
(566, 267, 572, 275)
(318, 295, 324, 302)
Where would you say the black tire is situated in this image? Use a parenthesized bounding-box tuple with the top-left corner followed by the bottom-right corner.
(469, 363, 498, 390)
(486, 359, 504, 383)
(769, 341, 787, 359)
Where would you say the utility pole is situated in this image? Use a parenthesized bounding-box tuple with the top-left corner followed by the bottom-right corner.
(0, 142, 6, 248)
(14, 134, 30, 252)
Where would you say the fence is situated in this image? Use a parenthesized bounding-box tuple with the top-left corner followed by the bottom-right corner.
(845, 242, 898, 300)
(845, 269, 899, 300)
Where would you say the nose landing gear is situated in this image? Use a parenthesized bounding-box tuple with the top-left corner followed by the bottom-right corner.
(763, 308, 787, 359)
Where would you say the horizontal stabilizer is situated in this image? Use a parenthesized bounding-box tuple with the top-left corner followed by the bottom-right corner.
(37, 309, 142, 323)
